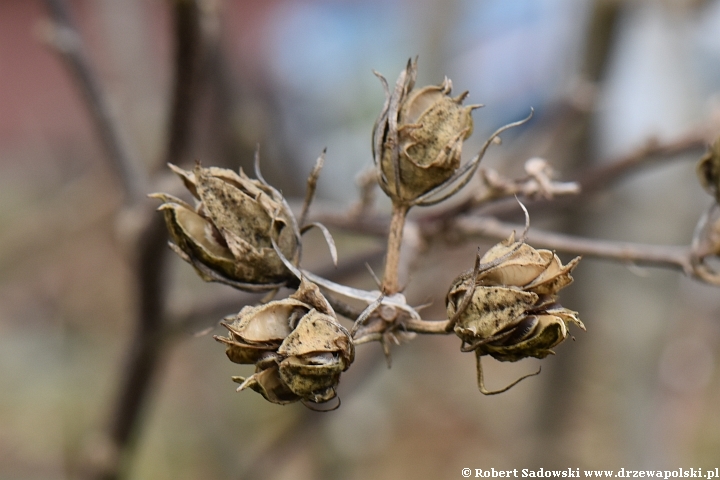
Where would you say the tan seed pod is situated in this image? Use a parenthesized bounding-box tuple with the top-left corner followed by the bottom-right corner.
(374, 59, 479, 204)
(446, 234, 584, 393)
(276, 310, 354, 400)
(217, 279, 354, 406)
(151, 163, 301, 291)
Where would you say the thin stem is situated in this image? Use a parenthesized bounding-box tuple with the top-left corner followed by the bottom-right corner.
(403, 318, 449, 334)
(454, 215, 693, 272)
(476, 352, 541, 395)
(299, 150, 326, 228)
(382, 203, 409, 294)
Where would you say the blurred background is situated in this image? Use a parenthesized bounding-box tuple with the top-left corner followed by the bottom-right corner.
(2, 0, 720, 478)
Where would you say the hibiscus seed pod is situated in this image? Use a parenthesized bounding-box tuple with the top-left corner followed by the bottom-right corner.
(218, 279, 355, 406)
(446, 233, 584, 362)
(277, 310, 354, 400)
(231, 309, 354, 405)
(151, 163, 300, 291)
(373, 59, 479, 204)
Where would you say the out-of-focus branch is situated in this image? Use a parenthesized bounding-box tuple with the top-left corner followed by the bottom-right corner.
(42, 1, 204, 479)
(40, 0, 146, 202)
(434, 125, 712, 220)
(163, 0, 203, 169)
(453, 215, 693, 273)
(98, 2, 204, 479)
(103, 219, 168, 480)
(576, 128, 710, 195)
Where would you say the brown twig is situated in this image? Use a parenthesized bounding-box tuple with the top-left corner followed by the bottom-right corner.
(576, 129, 710, 195)
(311, 125, 711, 239)
(43, 1, 205, 478)
(448, 130, 708, 224)
(99, 2, 204, 479)
(382, 204, 409, 294)
(309, 125, 711, 282)
(453, 215, 693, 273)
(41, 0, 146, 203)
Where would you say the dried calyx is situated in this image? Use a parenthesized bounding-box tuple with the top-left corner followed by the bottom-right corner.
(446, 231, 585, 394)
(373, 59, 478, 204)
(372, 58, 532, 208)
(150, 163, 300, 291)
(214, 279, 354, 407)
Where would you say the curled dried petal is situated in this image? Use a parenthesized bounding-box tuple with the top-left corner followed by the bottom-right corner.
(236, 366, 300, 405)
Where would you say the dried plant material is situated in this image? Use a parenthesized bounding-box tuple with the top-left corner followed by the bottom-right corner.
(480, 158, 580, 201)
(151, 163, 300, 291)
(216, 279, 354, 406)
(690, 203, 720, 286)
(446, 233, 584, 393)
(168, 60, 594, 410)
(277, 310, 354, 399)
(215, 297, 308, 364)
(697, 137, 720, 202)
(234, 366, 299, 405)
(373, 59, 479, 204)
(351, 306, 418, 367)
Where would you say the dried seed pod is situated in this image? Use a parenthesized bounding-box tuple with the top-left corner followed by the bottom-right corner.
(277, 310, 354, 400)
(217, 279, 354, 406)
(215, 298, 309, 364)
(373, 59, 478, 204)
(446, 234, 584, 392)
(697, 136, 720, 202)
(151, 163, 300, 291)
(234, 366, 300, 405)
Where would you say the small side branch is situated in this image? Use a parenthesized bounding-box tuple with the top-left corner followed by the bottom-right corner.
(577, 129, 710, 195)
(454, 215, 693, 273)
